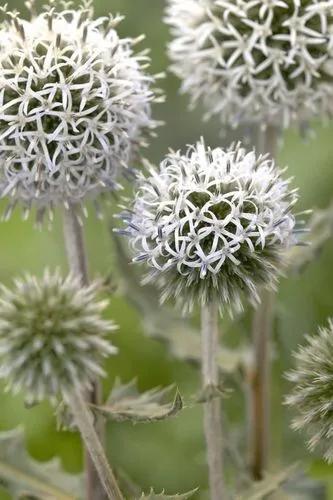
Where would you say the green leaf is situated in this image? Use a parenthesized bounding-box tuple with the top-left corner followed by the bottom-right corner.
(287, 204, 333, 274)
(93, 379, 183, 423)
(235, 464, 298, 500)
(0, 428, 83, 499)
(138, 488, 198, 499)
(113, 236, 246, 374)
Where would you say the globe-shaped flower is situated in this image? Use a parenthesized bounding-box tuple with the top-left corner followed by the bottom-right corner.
(0, 1, 161, 221)
(286, 319, 333, 463)
(0, 270, 117, 404)
(118, 140, 298, 312)
(166, 0, 333, 128)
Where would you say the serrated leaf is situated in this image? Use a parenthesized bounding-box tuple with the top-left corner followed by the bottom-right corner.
(0, 428, 83, 499)
(138, 488, 198, 499)
(287, 204, 333, 274)
(93, 379, 183, 423)
(113, 236, 246, 374)
(235, 464, 298, 500)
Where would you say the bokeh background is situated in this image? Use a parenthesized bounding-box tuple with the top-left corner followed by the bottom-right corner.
(1, 0, 333, 498)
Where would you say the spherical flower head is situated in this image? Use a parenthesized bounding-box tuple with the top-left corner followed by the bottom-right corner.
(0, 1, 161, 221)
(0, 270, 117, 404)
(118, 140, 298, 313)
(286, 319, 333, 463)
(166, 0, 333, 129)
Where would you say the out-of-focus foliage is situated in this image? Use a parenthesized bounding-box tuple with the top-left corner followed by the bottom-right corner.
(0, 428, 82, 499)
(288, 204, 333, 274)
(0, 0, 333, 499)
(235, 465, 298, 500)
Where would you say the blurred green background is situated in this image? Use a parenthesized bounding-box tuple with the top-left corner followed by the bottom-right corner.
(1, 0, 333, 498)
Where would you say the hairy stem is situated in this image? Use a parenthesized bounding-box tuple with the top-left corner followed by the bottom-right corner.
(248, 125, 278, 480)
(66, 387, 123, 500)
(201, 301, 225, 500)
(63, 207, 109, 500)
(63, 207, 89, 286)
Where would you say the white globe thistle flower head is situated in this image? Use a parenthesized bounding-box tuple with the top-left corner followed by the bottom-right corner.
(118, 140, 300, 313)
(0, 269, 117, 405)
(286, 319, 333, 463)
(166, 0, 333, 129)
(0, 0, 162, 223)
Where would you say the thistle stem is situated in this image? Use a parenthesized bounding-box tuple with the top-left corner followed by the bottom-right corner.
(63, 207, 89, 286)
(201, 301, 225, 500)
(248, 289, 275, 480)
(63, 206, 112, 500)
(248, 125, 278, 480)
(65, 387, 123, 500)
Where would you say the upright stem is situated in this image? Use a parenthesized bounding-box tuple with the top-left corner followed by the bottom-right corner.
(248, 125, 278, 480)
(248, 289, 275, 480)
(63, 207, 89, 285)
(201, 301, 225, 500)
(63, 206, 108, 500)
(66, 388, 123, 500)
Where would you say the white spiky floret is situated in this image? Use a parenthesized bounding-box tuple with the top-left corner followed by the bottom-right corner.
(286, 319, 333, 463)
(0, 1, 162, 223)
(166, 0, 333, 129)
(118, 140, 300, 313)
(0, 269, 117, 404)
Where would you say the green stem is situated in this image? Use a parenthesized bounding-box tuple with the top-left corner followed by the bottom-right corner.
(248, 289, 275, 480)
(201, 301, 225, 500)
(248, 125, 278, 480)
(63, 206, 109, 500)
(65, 387, 123, 500)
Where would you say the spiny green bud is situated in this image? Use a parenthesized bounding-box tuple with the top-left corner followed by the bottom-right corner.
(0, 270, 117, 404)
(286, 319, 333, 463)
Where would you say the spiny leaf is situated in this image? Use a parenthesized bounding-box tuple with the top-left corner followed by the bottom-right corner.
(287, 204, 333, 274)
(138, 487, 198, 499)
(235, 464, 298, 500)
(113, 236, 246, 374)
(0, 427, 83, 499)
(93, 378, 183, 423)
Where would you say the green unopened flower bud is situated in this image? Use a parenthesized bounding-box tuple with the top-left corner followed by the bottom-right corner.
(0, 270, 117, 404)
(286, 319, 333, 463)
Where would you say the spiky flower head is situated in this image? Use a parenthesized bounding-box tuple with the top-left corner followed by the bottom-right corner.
(0, 270, 117, 404)
(166, 0, 333, 129)
(118, 140, 298, 312)
(0, 0, 161, 222)
(286, 319, 333, 463)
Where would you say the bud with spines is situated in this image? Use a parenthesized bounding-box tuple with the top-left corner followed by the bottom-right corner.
(0, 270, 117, 405)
